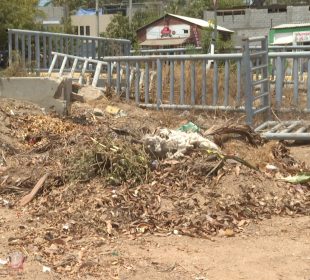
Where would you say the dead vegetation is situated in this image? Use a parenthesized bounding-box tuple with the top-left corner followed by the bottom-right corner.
(0, 97, 309, 278)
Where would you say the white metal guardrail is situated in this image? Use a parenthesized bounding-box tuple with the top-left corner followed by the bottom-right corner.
(242, 36, 270, 126)
(26, 34, 310, 141)
(49, 51, 244, 111)
(8, 29, 131, 71)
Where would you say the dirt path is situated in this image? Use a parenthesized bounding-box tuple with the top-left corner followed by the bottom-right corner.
(0, 207, 53, 279)
(0, 206, 309, 280)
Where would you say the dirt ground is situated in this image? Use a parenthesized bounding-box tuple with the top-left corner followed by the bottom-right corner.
(0, 97, 309, 279)
(0, 206, 309, 280)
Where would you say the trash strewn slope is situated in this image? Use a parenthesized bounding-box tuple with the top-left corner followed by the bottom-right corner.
(0, 97, 309, 277)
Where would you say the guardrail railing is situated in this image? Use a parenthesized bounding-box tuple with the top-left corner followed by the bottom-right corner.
(103, 53, 243, 110)
(242, 36, 270, 126)
(269, 51, 310, 111)
(8, 29, 131, 71)
(48, 48, 310, 114)
(130, 47, 203, 56)
(49, 51, 244, 111)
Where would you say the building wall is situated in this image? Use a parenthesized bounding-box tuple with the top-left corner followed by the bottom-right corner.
(269, 26, 310, 44)
(204, 5, 310, 45)
(137, 15, 227, 47)
(39, 6, 65, 21)
(71, 14, 114, 37)
(126, 1, 164, 17)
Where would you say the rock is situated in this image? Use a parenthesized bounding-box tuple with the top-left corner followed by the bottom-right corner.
(73, 86, 104, 103)
(93, 108, 104, 116)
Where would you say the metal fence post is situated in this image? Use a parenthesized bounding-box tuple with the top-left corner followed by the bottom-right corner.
(157, 58, 162, 109)
(191, 61, 196, 105)
(21, 34, 26, 67)
(275, 56, 282, 109)
(35, 34, 40, 72)
(8, 30, 12, 66)
(262, 36, 270, 121)
(241, 37, 253, 126)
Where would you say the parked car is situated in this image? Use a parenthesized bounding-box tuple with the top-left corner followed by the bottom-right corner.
(0, 50, 8, 68)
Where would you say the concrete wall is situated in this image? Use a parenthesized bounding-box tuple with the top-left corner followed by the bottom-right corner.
(204, 5, 310, 45)
(0, 78, 71, 115)
(71, 14, 114, 36)
(39, 6, 65, 21)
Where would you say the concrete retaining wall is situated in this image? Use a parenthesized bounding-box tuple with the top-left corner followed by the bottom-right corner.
(0, 77, 71, 115)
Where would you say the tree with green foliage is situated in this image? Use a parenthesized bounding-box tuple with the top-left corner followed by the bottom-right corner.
(201, 26, 233, 53)
(103, 9, 159, 47)
(0, 0, 41, 49)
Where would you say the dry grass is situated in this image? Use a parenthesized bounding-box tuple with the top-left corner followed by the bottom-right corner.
(137, 61, 241, 107)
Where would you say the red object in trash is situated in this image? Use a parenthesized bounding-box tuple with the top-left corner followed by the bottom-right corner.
(8, 252, 26, 271)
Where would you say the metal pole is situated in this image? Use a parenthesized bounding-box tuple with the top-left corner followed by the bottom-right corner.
(129, 0, 133, 26)
(213, 1, 217, 52)
(95, 0, 99, 37)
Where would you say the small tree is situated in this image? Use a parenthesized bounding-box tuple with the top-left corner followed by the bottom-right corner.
(103, 10, 159, 46)
(201, 25, 233, 53)
(0, 0, 41, 49)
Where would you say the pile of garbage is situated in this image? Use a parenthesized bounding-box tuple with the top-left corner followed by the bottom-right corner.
(0, 98, 309, 276)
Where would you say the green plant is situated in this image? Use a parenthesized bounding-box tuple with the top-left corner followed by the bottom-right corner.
(0, 0, 42, 50)
(201, 26, 233, 54)
(185, 44, 200, 54)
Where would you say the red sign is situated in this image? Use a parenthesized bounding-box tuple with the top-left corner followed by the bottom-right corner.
(161, 26, 172, 38)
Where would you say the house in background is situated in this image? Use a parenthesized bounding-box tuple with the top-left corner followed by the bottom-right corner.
(71, 8, 114, 37)
(204, 4, 310, 45)
(269, 23, 310, 45)
(38, 0, 65, 31)
(136, 13, 233, 49)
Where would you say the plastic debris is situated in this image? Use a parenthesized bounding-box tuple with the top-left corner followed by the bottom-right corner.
(178, 121, 200, 133)
(266, 164, 278, 171)
(0, 259, 8, 265)
(143, 128, 219, 159)
(8, 251, 26, 270)
(42, 265, 51, 273)
(63, 224, 70, 230)
(105, 105, 127, 118)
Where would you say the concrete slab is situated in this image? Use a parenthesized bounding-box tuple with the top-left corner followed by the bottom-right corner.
(0, 77, 71, 115)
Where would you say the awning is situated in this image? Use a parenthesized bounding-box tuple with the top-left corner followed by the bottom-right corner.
(140, 38, 188, 47)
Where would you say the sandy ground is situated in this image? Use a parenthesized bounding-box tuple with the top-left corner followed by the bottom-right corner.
(0, 206, 309, 280)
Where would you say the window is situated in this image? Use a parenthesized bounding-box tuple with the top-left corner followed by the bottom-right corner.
(80, 26, 84, 35)
(268, 7, 287, 13)
(184, 29, 189, 34)
(74, 26, 78, 35)
(218, 10, 245, 16)
(86, 26, 90, 36)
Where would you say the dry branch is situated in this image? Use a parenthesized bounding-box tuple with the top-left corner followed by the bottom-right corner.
(19, 173, 49, 206)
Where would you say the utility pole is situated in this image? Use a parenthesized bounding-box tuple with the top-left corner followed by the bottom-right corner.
(96, 0, 100, 37)
(212, 0, 218, 52)
(129, 0, 133, 26)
